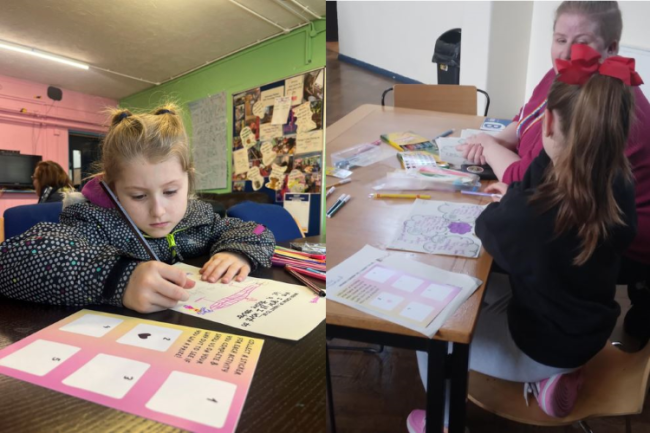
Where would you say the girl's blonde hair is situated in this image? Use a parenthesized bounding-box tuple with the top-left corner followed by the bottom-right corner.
(98, 103, 195, 193)
(531, 73, 634, 266)
(554, 1, 622, 50)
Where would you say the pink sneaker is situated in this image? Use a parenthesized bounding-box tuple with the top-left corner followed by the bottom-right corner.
(407, 410, 468, 433)
(406, 410, 426, 433)
(536, 369, 584, 418)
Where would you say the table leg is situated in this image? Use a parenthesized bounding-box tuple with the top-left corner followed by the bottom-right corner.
(447, 343, 469, 433)
(326, 345, 337, 433)
(425, 340, 448, 433)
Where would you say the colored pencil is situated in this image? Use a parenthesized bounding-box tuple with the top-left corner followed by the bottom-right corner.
(285, 267, 326, 297)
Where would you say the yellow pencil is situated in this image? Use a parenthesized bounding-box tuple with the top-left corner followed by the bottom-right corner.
(383, 139, 403, 152)
(369, 193, 432, 199)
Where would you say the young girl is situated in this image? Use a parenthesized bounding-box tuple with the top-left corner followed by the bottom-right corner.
(408, 45, 639, 432)
(0, 104, 275, 314)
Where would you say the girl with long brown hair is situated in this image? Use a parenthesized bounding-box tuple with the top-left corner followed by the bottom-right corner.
(409, 45, 639, 432)
(32, 160, 75, 203)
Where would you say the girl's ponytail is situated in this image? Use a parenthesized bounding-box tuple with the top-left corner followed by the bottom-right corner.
(532, 46, 637, 265)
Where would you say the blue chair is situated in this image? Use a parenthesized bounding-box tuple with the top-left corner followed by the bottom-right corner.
(3, 202, 63, 240)
(227, 201, 303, 242)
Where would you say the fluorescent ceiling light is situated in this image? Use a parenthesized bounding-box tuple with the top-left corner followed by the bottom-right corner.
(0, 40, 89, 70)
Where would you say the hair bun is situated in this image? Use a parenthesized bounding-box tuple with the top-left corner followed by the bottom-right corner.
(155, 108, 175, 115)
(112, 110, 132, 126)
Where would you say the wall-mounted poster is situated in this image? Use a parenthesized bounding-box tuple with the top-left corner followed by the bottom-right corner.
(231, 69, 325, 236)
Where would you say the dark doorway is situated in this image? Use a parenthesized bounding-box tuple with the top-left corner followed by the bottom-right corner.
(326, 1, 338, 42)
(68, 132, 102, 190)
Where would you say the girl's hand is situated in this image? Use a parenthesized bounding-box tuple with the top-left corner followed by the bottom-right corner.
(123, 261, 196, 313)
(485, 182, 508, 202)
(200, 252, 251, 284)
(457, 134, 501, 165)
(456, 142, 484, 165)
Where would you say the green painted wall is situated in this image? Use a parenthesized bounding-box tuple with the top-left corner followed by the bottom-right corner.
(120, 20, 326, 234)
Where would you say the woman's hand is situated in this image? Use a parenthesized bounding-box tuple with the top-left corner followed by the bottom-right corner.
(485, 182, 508, 202)
(199, 252, 252, 284)
(123, 261, 196, 313)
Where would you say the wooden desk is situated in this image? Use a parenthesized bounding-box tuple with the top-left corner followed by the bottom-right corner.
(325, 105, 494, 433)
(0, 238, 325, 433)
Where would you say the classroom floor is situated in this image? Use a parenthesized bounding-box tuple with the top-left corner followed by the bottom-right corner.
(325, 46, 650, 433)
(326, 43, 398, 126)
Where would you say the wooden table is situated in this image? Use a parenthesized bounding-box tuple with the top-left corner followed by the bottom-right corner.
(325, 105, 494, 433)
(0, 237, 325, 433)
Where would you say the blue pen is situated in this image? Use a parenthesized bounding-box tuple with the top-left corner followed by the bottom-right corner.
(434, 129, 455, 139)
(306, 268, 326, 274)
(461, 190, 503, 199)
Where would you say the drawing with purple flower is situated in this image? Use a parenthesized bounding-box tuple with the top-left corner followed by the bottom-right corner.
(448, 222, 472, 235)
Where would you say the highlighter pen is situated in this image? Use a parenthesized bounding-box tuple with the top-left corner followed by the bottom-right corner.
(327, 195, 351, 218)
(326, 194, 346, 216)
(461, 190, 503, 199)
(434, 129, 455, 139)
(326, 194, 348, 217)
(328, 178, 351, 188)
(326, 186, 335, 198)
(369, 193, 432, 200)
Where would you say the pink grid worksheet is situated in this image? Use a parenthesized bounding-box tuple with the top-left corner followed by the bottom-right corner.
(0, 310, 264, 432)
(339, 263, 462, 328)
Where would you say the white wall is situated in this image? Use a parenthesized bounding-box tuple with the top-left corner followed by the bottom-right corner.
(337, 1, 650, 118)
(337, 1, 491, 86)
(486, 1, 533, 118)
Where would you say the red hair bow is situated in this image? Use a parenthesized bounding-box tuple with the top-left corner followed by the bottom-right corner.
(555, 44, 644, 86)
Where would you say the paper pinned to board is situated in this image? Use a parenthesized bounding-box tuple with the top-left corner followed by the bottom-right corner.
(327, 245, 482, 337)
(260, 87, 285, 106)
(172, 263, 325, 341)
(285, 75, 305, 106)
(296, 130, 323, 154)
(283, 193, 310, 233)
(260, 124, 283, 141)
(271, 96, 292, 125)
(232, 148, 250, 175)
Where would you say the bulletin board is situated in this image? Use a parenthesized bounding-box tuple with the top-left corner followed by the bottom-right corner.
(231, 68, 324, 237)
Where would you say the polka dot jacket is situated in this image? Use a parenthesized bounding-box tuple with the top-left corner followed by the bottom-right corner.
(0, 199, 275, 307)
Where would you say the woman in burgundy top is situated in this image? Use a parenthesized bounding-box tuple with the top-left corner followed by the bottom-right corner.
(461, 1, 650, 342)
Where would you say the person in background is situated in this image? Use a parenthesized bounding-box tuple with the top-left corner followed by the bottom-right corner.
(32, 161, 75, 203)
(459, 0, 650, 346)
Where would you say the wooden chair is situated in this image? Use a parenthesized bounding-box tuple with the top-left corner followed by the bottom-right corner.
(468, 341, 650, 433)
(381, 84, 491, 116)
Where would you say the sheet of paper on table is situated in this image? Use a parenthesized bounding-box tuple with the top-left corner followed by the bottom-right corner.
(327, 245, 482, 337)
(388, 199, 486, 258)
(172, 263, 325, 341)
(459, 129, 500, 138)
(0, 309, 263, 433)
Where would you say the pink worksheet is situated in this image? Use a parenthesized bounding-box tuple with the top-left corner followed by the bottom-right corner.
(0, 310, 264, 432)
(338, 263, 462, 328)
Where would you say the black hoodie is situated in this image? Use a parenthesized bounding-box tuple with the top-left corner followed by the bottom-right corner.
(476, 150, 637, 368)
